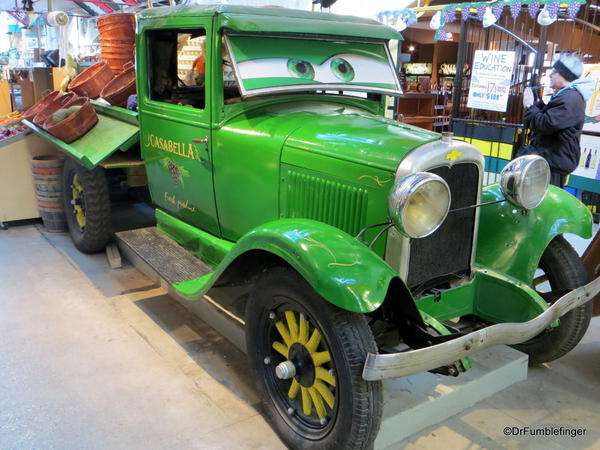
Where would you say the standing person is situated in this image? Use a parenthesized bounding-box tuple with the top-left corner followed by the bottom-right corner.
(522, 53, 594, 188)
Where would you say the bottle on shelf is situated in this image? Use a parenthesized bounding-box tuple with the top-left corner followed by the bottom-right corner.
(585, 148, 592, 169)
(580, 149, 587, 168)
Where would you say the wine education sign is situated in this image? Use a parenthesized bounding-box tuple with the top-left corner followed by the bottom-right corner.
(467, 50, 516, 113)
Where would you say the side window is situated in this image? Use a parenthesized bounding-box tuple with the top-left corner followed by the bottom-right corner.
(147, 28, 206, 109)
(222, 37, 241, 103)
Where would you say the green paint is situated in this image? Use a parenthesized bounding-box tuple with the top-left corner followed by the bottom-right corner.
(138, 5, 402, 41)
(242, 78, 397, 90)
(418, 267, 547, 324)
(24, 113, 139, 170)
(156, 209, 233, 267)
(90, 99, 139, 125)
(420, 312, 471, 370)
(173, 274, 213, 297)
(161, 213, 400, 313)
(229, 37, 388, 64)
(130, 6, 595, 336)
(226, 35, 400, 95)
(476, 184, 592, 284)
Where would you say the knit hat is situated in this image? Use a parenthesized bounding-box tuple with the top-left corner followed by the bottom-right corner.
(553, 53, 584, 82)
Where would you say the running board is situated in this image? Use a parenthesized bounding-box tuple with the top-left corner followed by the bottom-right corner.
(116, 227, 213, 284)
(115, 227, 246, 352)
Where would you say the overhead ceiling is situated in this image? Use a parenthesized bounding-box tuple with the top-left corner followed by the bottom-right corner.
(0, 0, 142, 16)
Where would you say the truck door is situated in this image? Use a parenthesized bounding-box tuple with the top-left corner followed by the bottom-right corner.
(138, 21, 219, 235)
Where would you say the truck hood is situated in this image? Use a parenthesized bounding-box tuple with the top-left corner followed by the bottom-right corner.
(280, 103, 439, 172)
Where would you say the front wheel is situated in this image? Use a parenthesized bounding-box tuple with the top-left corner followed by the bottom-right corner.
(245, 267, 382, 450)
(63, 158, 111, 253)
(513, 236, 593, 364)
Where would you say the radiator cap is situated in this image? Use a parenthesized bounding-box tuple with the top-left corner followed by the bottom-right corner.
(441, 132, 453, 143)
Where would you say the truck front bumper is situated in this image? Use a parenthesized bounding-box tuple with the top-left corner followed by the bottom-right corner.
(362, 275, 600, 381)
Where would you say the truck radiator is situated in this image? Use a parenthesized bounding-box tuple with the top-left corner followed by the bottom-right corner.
(283, 170, 368, 236)
(407, 163, 479, 288)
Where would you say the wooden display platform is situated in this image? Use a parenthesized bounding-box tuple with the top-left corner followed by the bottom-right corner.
(375, 345, 528, 448)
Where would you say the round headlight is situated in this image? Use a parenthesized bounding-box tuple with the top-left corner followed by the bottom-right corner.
(500, 155, 550, 210)
(388, 172, 451, 239)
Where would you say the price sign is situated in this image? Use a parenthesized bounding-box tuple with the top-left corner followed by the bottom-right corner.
(467, 50, 515, 113)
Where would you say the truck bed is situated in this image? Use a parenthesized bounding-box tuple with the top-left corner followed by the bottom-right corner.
(23, 100, 140, 170)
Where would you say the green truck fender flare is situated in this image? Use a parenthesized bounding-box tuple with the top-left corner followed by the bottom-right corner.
(476, 184, 592, 284)
(178, 218, 401, 313)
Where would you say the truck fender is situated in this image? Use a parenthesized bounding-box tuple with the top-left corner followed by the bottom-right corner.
(476, 184, 592, 284)
(184, 218, 402, 313)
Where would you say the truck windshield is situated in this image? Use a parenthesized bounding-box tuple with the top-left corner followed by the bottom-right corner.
(224, 34, 402, 98)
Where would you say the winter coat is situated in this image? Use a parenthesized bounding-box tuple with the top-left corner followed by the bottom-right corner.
(524, 78, 595, 174)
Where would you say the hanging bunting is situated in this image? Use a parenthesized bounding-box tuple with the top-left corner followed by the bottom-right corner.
(443, 6, 457, 24)
(482, 6, 498, 27)
(375, 0, 587, 42)
(567, 1, 581, 18)
(376, 9, 417, 30)
(461, 6, 470, 21)
(476, 4, 487, 20)
(430, 10, 442, 29)
(528, 1, 541, 19)
(537, 4, 558, 25)
(510, 2, 522, 19)
(7, 10, 30, 28)
(492, 3, 504, 20)
(547, 1, 561, 17)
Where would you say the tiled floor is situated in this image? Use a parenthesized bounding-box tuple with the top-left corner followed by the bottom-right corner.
(0, 223, 598, 449)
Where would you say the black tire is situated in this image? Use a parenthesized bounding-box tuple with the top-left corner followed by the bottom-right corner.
(245, 267, 382, 450)
(513, 236, 593, 364)
(63, 158, 111, 253)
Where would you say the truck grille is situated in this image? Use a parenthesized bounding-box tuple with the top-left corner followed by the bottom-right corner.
(284, 169, 368, 236)
(407, 163, 479, 288)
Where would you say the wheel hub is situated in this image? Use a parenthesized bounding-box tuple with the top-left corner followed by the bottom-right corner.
(268, 309, 338, 422)
(288, 342, 315, 387)
(70, 174, 86, 230)
(275, 360, 296, 380)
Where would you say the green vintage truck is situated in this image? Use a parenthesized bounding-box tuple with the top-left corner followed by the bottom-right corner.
(24, 5, 599, 450)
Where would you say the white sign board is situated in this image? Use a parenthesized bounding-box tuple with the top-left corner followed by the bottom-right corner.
(573, 134, 600, 180)
(582, 64, 600, 133)
(467, 50, 515, 113)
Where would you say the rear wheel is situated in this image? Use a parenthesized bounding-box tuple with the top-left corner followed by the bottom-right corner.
(513, 236, 593, 364)
(245, 267, 382, 450)
(63, 158, 111, 253)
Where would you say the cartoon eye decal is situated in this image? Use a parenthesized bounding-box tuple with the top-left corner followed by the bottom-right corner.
(330, 58, 355, 82)
(287, 59, 315, 80)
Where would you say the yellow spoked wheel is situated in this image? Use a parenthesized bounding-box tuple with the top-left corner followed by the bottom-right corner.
(71, 174, 86, 230)
(62, 158, 111, 253)
(271, 309, 337, 423)
(246, 267, 383, 449)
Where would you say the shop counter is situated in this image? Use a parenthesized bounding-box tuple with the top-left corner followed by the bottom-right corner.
(0, 131, 61, 222)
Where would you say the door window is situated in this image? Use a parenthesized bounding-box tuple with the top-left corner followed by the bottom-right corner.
(147, 29, 207, 109)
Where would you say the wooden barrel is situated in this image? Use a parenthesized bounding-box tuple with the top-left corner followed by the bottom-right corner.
(32, 156, 68, 232)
